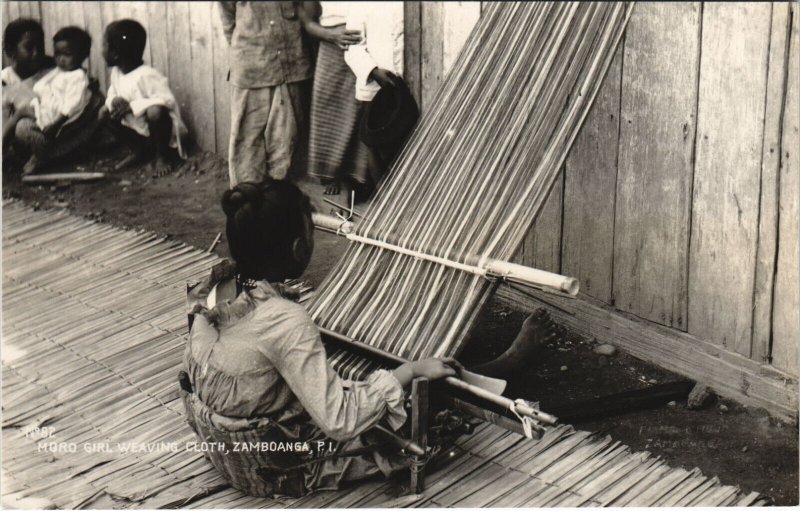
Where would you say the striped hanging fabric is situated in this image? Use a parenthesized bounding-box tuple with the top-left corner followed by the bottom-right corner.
(310, 2, 634, 380)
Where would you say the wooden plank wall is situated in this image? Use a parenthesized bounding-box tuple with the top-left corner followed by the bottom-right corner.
(403, 1, 799, 380)
(3, 2, 798, 379)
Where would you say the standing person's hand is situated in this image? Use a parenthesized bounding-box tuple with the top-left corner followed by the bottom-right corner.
(369, 68, 398, 88)
(327, 26, 362, 50)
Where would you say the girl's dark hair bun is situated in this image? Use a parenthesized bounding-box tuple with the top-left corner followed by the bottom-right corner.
(221, 182, 263, 217)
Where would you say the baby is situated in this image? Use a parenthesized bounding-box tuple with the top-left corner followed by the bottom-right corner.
(30, 27, 92, 139)
(99, 19, 186, 177)
(16, 26, 92, 174)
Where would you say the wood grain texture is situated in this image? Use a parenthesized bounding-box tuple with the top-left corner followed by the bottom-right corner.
(442, 1, 481, 76)
(38, 1, 56, 54)
(210, 2, 230, 157)
(497, 285, 798, 422)
(187, 2, 216, 153)
(752, 3, 792, 363)
(403, 1, 423, 106)
(420, 2, 443, 114)
(524, 170, 564, 273)
(82, 1, 106, 89)
(146, 2, 169, 78)
(562, 46, 623, 304)
(771, 4, 799, 375)
(2, 2, 11, 69)
(688, 3, 771, 355)
(166, 2, 193, 147)
(613, 2, 700, 329)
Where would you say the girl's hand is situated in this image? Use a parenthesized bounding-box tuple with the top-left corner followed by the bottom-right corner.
(328, 26, 362, 49)
(393, 358, 457, 386)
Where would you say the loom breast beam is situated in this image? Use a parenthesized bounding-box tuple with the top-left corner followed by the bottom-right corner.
(319, 325, 558, 429)
(311, 213, 579, 297)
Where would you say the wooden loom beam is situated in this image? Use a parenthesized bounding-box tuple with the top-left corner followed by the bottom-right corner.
(319, 326, 558, 429)
(312, 213, 580, 297)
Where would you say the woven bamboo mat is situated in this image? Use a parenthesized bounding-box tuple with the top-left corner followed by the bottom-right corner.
(1, 200, 765, 508)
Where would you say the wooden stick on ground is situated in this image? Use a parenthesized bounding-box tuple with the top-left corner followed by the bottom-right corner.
(22, 172, 105, 184)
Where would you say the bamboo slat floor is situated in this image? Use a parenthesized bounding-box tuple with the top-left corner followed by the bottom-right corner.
(1, 200, 767, 508)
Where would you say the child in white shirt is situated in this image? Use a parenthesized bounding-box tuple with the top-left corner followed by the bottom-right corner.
(99, 19, 186, 177)
(30, 27, 92, 139)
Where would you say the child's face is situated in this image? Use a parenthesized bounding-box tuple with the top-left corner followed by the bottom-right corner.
(13, 31, 44, 74)
(54, 40, 83, 71)
(102, 37, 119, 66)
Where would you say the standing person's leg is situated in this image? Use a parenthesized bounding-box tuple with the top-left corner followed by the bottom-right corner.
(229, 85, 273, 187)
(264, 80, 310, 181)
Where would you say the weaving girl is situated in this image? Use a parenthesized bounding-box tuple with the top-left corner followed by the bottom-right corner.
(183, 180, 555, 497)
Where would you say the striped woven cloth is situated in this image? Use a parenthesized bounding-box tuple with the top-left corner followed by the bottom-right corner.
(308, 39, 370, 185)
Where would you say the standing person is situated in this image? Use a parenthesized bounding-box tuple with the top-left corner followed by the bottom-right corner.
(343, 1, 409, 191)
(219, 2, 314, 187)
(298, 2, 368, 197)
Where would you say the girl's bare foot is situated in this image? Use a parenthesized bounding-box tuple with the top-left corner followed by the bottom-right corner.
(469, 308, 558, 378)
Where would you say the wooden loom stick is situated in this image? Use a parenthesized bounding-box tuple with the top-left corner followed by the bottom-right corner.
(313, 213, 579, 296)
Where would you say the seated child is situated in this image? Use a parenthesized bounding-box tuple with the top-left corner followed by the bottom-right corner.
(6, 26, 98, 174)
(2, 18, 54, 154)
(29, 28, 92, 139)
(99, 19, 186, 177)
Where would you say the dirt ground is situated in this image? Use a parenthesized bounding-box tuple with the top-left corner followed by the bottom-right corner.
(3, 146, 798, 505)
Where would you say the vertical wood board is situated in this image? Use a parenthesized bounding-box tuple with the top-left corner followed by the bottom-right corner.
(524, 170, 564, 274)
(403, 2, 423, 107)
(613, 2, 701, 329)
(771, 4, 799, 375)
(442, 2, 480, 76)
(166, 2, 193, 146)
(420, 2, 443, 114)
(751, 3, 792, 363)
(82, 1, 106, 89)
(688, 3, 771, 354)
(562, 46, 624, 304)
(38, 2, 56, 54)
(211, 2, 230, 157)
(146, 2, 170, 78)
(187, 2, 216, 152)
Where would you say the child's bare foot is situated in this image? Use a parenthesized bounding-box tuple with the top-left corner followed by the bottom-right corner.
(113, 150, 148, 171)
(152, 155, 173, 178)
(22, 155, 41, 176)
